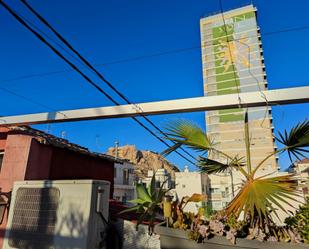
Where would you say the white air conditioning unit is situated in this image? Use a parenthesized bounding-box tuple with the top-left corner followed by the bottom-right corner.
(2, 180, 110, 249)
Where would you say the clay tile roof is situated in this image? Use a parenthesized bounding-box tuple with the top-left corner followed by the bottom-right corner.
(8, 126, 124, 163)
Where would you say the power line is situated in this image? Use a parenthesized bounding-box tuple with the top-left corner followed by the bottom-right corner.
(0, 68, 72, 84)
(0, 85, 57, 111)
(1, 0, 197, 165)
(217, 0, 274, 130)
(19, 0, 197, 163)
(1, 2, 117, 104)
(2, 1, 309, 162)
(264, 25, 309, 36)
(0, 46, 201, 84)
(14, 10, 85, 68)
(218, 0, 242, 108)
(0, 85, 68, 120)
(2, 22, 309, 84)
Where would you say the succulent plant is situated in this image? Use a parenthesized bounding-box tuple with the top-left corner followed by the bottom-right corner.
(209, 220, 225, 236)
(285, 197, 309, 243)
(226, 228, 237, 244)
(170, 193, 206, 230)
(120, 172, 172, 233)
(176, 202, 305, 244)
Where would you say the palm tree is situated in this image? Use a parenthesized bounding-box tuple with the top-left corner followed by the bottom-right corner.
(162, 112, 309, 226)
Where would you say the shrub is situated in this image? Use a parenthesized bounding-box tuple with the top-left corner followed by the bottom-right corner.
(285, 197, 309, 243)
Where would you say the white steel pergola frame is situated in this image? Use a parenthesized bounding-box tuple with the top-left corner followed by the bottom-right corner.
(0, 86, 308, 126)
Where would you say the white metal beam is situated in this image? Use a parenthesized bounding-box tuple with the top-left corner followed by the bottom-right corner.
(0, 86, 308, 126)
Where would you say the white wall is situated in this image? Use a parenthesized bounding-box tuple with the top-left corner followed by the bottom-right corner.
(143, 169, 172, 190)
(175, 169, 209, 213)
(113, 161, 136, 203)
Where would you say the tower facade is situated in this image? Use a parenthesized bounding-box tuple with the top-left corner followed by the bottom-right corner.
(200, 5, 278, 210)
(200, 5, 278, 173)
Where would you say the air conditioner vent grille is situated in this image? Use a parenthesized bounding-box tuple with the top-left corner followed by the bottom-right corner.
(8, 187, 60, 249)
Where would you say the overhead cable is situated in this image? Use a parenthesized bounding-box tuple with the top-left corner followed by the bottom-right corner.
(20, 0, 195, 159)
(2, 22, 309, 84)
(19, 0, 197, 162)
(1, 0, 197, 165)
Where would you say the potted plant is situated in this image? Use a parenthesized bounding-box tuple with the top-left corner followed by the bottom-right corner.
(123, 114, 309, 248)
(285, 197, 309, 243)
(119, 173, 167, 233)
(121, 172, 205, 233)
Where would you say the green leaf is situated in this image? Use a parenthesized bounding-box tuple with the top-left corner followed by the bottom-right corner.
(136, 183, 152, 202)
(129, 198, 147, 205)
(162, 119, 215, 156)
(121, 172, 169, 234)
(119, 205, 140, 214)
(275, 120, 309, 161)
(147, 172, 156, 197)
(156, 178, 170, 201)
(198, 157, 230, 174)
(161, 143, 182, 157)
(197, 156, 244, 174)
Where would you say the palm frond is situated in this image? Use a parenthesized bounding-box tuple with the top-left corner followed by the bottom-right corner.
(161, 143, 182, 157)
(275, 120, 309, 161)
(162, 119, 215, 156)
(198, 157, 231, 174)
(197, 156, 245, 175)
(226, 174, 300, 225)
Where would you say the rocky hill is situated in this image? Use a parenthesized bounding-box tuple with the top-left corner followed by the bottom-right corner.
(107, 145, 180, 180)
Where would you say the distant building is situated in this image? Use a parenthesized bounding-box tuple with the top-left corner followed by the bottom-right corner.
(201, 5, 278, 169)
(175, 166, 209, 213)
(288, 158, 309, 198)
(207, 173, 233, 211)
(113, 160, 136, 204)
(143, 168, 173, 190)
(200, 4, 279, 211)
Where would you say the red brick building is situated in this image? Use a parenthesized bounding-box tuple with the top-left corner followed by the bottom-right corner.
(0, 126, 118, 247)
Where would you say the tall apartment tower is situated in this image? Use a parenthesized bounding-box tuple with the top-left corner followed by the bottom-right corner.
(200, 5, 278, 172)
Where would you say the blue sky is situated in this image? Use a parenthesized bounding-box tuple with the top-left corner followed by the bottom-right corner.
(0, 0, 308, 170)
